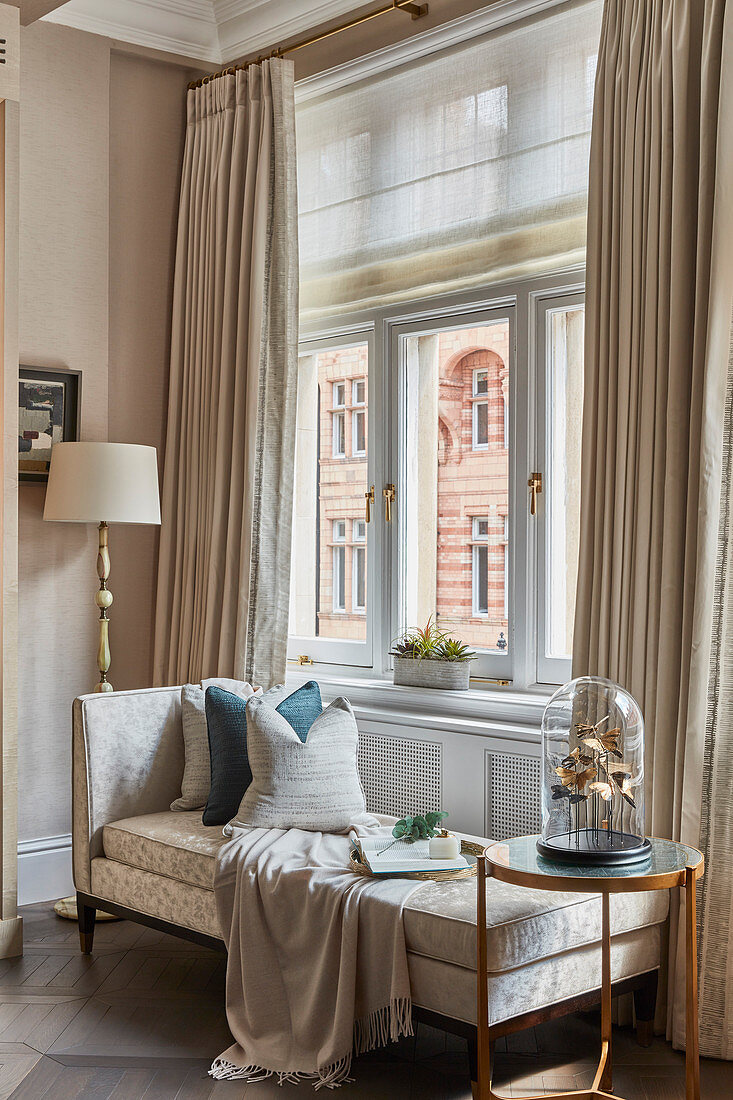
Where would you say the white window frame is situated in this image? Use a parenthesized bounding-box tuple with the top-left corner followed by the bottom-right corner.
(391, 303, 514, 682)
(332, 410, 346, 458)
(333, 381, 346, 408)
(287, 329, 375, 670)
(292, 271, 584, 692)
(535, 288, 585, 686)
(352, 379, 366, 406)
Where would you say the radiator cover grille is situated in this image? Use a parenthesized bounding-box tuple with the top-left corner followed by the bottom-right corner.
(485, 751, 541, 840)
(358, 733, 442, 818)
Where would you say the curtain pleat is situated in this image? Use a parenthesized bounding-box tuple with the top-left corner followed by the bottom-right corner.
(153, 60, 298, 689)
(573, 0, 732, 1045)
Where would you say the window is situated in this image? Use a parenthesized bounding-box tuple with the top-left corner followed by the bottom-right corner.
(472, 517, 489, 616)
(353, 410, 366, 456)
(536, 293, 585, 684)
(353, 519, 366, 612)
(292, 0, 598, 687)
(332, 411, 345, 458)
(290, 280, 584, 687)
(352, 378, 366, 456)
(289, 337, 372, 665)
(399, 311, 512, 675)
(472, 368, 489, 450)
(332, 521, 346, 612)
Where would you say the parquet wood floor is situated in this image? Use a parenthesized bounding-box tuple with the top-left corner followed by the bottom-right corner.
(0, 905, 727, 1099)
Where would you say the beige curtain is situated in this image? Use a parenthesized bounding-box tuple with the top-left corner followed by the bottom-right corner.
(573, 0, 733, 1044)
(153, 60, 298, 690)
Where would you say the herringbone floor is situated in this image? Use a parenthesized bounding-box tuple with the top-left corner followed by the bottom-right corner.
(0, 904, 726, 1098)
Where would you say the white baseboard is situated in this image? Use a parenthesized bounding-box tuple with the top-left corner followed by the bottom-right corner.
(18, 834, 73, 906)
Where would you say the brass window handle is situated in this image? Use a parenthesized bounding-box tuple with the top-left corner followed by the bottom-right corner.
(528, 472, 542, 516)
(383, 483, 396, 523)
(365, 485, 375, 523)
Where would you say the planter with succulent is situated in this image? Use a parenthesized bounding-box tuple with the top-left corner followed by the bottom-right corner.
(390, 618, 477, 690)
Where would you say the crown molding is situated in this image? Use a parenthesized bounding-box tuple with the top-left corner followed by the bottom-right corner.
(43, 0, 222, 63)
(40, 0, 581, 75)
(216, 0, 357, 62)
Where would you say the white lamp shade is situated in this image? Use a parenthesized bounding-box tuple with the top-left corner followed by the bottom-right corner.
(43, 442, 161, 525)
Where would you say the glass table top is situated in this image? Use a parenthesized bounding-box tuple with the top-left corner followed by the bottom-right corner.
(487, 835, 702, 882)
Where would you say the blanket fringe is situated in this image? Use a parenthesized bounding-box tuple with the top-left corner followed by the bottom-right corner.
(209, 1055, 353, 1090)
(209, 998, 413, 1090)
(354, 996, 413, 1056)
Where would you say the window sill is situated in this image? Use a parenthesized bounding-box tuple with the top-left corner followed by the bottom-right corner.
(284, 667, 552, 737)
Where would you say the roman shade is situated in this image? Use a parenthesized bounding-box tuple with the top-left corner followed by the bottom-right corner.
(296, 0, 602, 318)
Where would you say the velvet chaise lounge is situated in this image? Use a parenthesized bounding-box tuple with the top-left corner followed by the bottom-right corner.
(72, 687, 665, 1083)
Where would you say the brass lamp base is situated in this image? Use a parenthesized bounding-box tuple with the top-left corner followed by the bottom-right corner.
(94, 521, 114, 692)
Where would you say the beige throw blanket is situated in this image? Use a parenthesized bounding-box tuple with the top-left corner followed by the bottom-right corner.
(210, 823, 428, 1089)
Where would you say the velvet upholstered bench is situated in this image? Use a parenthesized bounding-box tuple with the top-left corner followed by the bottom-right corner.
(72, 687, 666, 1081)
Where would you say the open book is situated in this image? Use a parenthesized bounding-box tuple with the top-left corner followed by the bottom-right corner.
(353, 831, 468, 874)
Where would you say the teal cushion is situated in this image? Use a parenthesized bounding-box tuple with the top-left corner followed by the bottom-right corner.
(202, 681, 323, 826)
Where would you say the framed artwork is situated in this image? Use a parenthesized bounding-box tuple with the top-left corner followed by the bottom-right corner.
(19, 367, 81, 483)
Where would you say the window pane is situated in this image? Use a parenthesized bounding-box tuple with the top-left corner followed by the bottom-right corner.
(402, 321, 510, 653)
(353, 546, 366, 611)
(333, 411, 345, 457)
(353, 409, 366, 455)
(473, 402, 489, 448)
(290, 342, 369, 642)
(474, 369, 489, 396)
(546, 306, 584, 659)
(353, 379, 365, 405)
(473, 544, 489, 614)
(333, 545, 346, 611)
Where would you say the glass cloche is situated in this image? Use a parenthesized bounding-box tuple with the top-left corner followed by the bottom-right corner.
(538, 676, 651, 865)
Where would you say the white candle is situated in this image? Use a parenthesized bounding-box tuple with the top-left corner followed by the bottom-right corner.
(429, 833, 461, 859)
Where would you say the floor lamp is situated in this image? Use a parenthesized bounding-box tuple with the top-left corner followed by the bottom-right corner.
(43, 442, 161, 918)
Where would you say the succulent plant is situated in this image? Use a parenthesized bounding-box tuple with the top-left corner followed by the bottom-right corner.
(390, 618, 476, 663)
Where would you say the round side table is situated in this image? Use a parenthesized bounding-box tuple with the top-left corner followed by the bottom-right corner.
(475, 835, 704, 1100)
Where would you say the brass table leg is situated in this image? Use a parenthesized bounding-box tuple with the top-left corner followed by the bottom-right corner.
(475, 859, 616, 1100)
(685, 869, 700, 1100)
(598, 893, 612, 1093)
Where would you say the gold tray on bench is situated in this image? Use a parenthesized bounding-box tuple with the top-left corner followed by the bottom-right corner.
(349, 839, 482, 882)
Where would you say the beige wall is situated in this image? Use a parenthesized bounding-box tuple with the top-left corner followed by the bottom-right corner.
(17, 21, 188, 845)
(108, 51, 188, 693)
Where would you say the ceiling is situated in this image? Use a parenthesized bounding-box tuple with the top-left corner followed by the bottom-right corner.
(41, 0, 365, 65)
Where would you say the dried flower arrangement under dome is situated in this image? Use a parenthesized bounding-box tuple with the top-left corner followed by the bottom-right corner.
(537, 676, 651, 865)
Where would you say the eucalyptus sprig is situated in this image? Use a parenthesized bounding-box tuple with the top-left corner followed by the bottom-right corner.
(392, 811, 449, 843)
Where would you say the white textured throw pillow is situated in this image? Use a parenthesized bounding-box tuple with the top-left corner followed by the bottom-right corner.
(171, 678, 260, 811)
(233, 695, 367, 831)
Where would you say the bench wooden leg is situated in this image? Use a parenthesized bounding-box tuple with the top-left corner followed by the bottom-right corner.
(633, 970, 658, 1048)
(78, 895, 96, 955)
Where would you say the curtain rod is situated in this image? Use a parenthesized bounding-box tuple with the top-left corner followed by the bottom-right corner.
(187, 0, 429, 90)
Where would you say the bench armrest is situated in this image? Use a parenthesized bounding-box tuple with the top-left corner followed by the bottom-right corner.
(72, 687, 184, 892)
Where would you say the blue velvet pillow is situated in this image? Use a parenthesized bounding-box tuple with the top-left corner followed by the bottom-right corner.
(202, 681, 323, 826)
